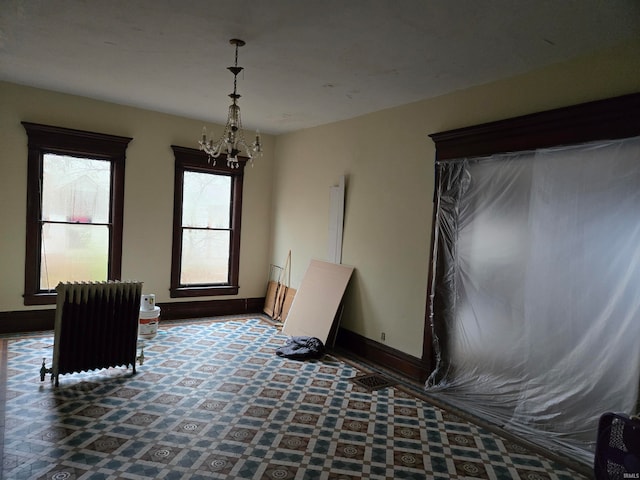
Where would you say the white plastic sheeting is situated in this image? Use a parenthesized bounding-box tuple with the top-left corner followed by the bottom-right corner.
(425, 136, 640, 464)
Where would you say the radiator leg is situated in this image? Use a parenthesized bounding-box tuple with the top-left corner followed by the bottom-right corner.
(137, 347, 145, 366)
(40, 357, 54, 382)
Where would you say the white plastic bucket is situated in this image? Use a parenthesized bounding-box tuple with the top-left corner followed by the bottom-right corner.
(139, 306, 160, 339)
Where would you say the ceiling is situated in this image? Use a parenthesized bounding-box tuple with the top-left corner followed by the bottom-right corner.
(1, 0, 639, 135)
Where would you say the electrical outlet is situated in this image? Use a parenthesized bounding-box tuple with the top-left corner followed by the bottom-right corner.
(381, 332, 386, 341)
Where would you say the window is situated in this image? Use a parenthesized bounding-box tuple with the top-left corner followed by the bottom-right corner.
(22, 122, 131, 305)
(170, 146, 245, 297)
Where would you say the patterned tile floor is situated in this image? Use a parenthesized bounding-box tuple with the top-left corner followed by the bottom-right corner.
(1, 317, 590, 479)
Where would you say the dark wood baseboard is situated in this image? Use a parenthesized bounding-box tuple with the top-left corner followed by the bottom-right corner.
(335, 327, 431, 382)
(157, 297, 265, 320)
(0, 309, 56, 334)
(0, 300, 430, 385)
(0, 297, 266, 335)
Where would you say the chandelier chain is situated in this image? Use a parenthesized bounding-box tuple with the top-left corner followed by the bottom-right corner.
(233, 42, 239, 98)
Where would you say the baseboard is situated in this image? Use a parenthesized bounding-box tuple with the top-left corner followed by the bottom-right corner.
(0, 302, 429, 385)
(0, 309, 56, 334)
(335, 327, 431, 382)
(0, 297, 266, 334)
(158, 297, 265, 320)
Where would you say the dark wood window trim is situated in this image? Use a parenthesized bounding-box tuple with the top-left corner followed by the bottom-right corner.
(22, 122, 132, 306)
(422, 92, 640, 378)
(429, 93, 640, 161)
(170, 146, 245, 298)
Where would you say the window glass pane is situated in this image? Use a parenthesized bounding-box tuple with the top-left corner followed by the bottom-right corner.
(42, 154, 111, 223)
(182, 171, 231, 228)
(180, 229, 230, 284)
(40, 223, 109, 289)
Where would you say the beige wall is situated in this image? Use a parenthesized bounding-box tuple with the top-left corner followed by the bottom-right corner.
(271, 38, 640, 358)
(0, 83, 275, 311)
(1, 38, 639, 358)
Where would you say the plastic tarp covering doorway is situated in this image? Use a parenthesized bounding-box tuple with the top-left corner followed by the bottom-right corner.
(425, 136, 640, 464)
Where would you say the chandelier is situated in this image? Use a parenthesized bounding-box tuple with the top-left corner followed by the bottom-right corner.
(199, 38, 263, 168)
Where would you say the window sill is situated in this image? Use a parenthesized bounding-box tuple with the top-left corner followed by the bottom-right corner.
(170, 285, 239, 298)
(23, 292, 57, 306)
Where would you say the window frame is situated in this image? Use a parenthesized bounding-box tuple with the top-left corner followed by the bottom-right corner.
(423, 92, 640, 376)
(170, 145, 245, 298)
(22, 122, 132, 306)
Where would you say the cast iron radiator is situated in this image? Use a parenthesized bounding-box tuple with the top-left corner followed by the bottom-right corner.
(40, 281, 144, 386)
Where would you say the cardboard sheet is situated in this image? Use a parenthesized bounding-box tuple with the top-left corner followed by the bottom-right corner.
(282, 260, 354, 345)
